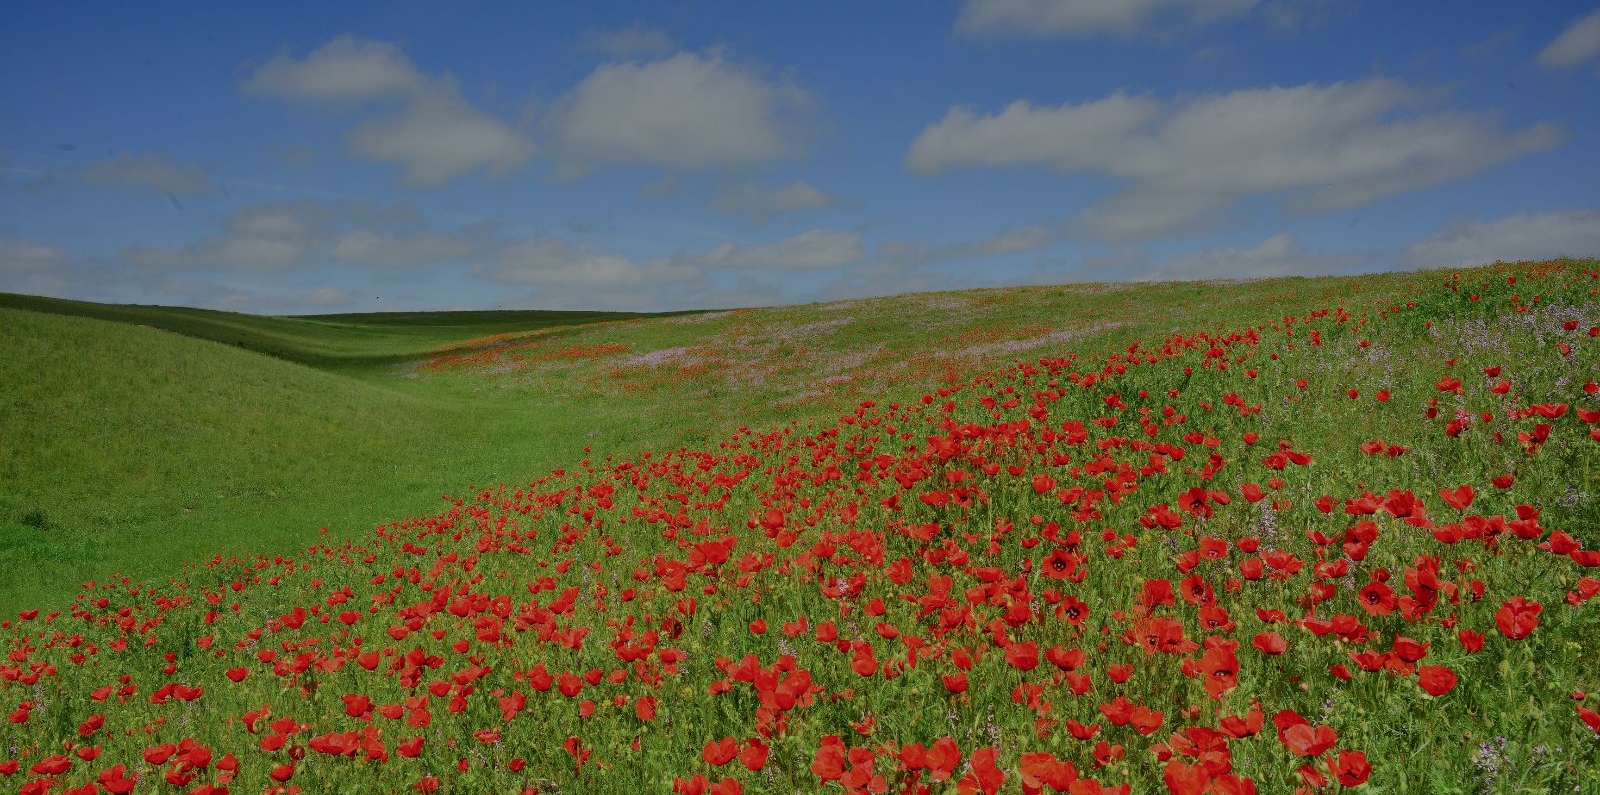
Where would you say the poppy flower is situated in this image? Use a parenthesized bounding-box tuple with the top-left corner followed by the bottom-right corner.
(740, 739, 770, 771)
(1005, 641, 1039, 671)
(1328, 748, 1372, 786)
(1495, 596, 1543, 640)
(1019, 751, 1079, 793)
(703, 737, 738, 766)
(956, 747, 1005, 795)
(1252, 632, 1287, 655)
(1417, 665, 1457, 696)
(926, 737, 962, 781)
(1275, 712, 1337, 758)
(811, 736, 846, 781)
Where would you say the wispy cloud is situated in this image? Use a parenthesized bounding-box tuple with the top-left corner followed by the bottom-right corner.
(1405, 210, 1600, 267)
(908, 79, 1564, 240)
(1538, 8, 1600, 70)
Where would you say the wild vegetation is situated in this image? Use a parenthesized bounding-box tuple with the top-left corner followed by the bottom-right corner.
(2, 259, 1598, 793)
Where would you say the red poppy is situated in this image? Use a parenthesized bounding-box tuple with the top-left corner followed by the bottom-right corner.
(1019, 751, 1079, 794)
(811, 736, 845, 781)
(1417, 665, 1458, 696)
(956, 747, 1005, 795)
(703, 737, 738, 766)
(1005, 641, 1040, 672)
(1328, 748, 1372, 786)
(1275, 712, 1337, 758)
(740, 739, 770, 772)
(1495, 596, 1543, 640)
(926, 737, 962, 781)
(1251, 632, 1287, 655)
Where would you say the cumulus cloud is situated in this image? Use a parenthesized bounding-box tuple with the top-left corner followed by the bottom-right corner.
(544, 52, 815, 178)
(1144, 233, 1363, 280)
(907, 79, 1564, 239)
(581, 24, 678, 58)
(243, 35, 429, 105)
(956, 0, 1259, 37)
(1404, 210, 1600, 267)
(708, 181, 843, 222)
(243, 35, 535, 187)
(345, 88, 536, 187)
(1538, 8, 1600, 70)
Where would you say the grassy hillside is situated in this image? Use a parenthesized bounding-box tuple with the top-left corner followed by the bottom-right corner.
(0, 259, 1596, 794)
(1, 266, 1584, 615)
(0, 292, 661, 368)
(0, 308, 672, 612)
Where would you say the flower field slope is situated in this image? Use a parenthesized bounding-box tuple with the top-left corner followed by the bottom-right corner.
(4, 260, 1600, 793)
(1, 270, 1446, 616)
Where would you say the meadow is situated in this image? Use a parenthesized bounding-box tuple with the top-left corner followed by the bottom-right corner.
(1, 259, 1597, 793)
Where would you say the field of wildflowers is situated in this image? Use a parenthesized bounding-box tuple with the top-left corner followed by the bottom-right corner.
(3, 260, 1598, 793)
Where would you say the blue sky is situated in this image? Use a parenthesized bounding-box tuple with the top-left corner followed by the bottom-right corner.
(2, 1, 1598, 314)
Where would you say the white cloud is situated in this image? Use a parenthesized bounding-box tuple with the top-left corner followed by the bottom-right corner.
(696, 229, 862, 270)
(0, 239, 70, 273)
(582, 24, 678, 58)
(243, 36, 535, 187)
(1257, 0, 1346, 32)
(709, 181, 843, 222)
(302, 286, 352, 308)
(907, 94, 1160, 176)
(1538, 8, 1600, 70)
(957, 0, 1259, 37)
(243, 35, 428, 105)
(544, 52, 814, 178)
(77, 153, 215, 198)
(907, 79, 1565, 239)
(880, 224, 1058, 266)
(331, 227, 490, 268)
(1404, 210, 1600, 267)
(0, 240, 77, 299)
(268, 144, 318, 171)
(122, 202, 334, 273)
(477, 237, 704, 292)
(470, 227, 859, 309)
(1145, 233, 1360, 280)
(126, 236, 309, 273)
(345, 87, 536, 187)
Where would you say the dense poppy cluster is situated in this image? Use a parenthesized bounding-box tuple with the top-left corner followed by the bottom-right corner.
(3, 260, 1598, 793)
